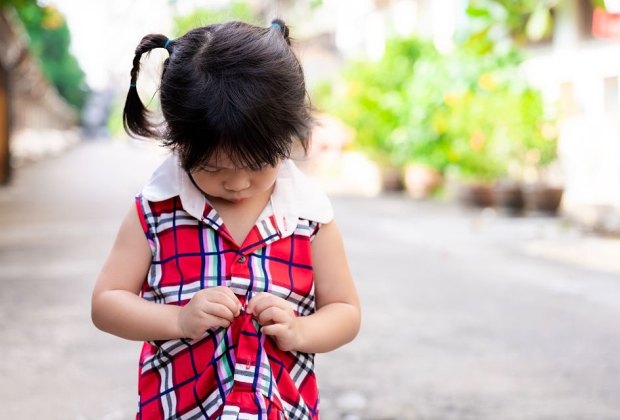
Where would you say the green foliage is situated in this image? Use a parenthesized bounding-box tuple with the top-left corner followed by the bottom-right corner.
(315, 38, 434, 167)
(466, 0, 559, 44)
(0, 0, 36, 8)
(173, 1, 258, 37)
(13, 3, 88, 112)
(407, 38, 555, 181)
(316, 32, 557, 182)
(107, 96, 125, 138)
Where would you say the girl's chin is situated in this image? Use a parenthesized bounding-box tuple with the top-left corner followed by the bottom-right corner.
(206, 193, 246, 204)
(213, 195, 249, 204)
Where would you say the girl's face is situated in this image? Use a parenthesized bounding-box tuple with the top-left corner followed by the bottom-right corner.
(190, 153, 281, 205)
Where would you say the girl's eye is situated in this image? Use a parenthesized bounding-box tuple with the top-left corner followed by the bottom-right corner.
(202, 167, 221, 173)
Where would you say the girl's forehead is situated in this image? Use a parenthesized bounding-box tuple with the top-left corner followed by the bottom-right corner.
(204, 152, 235, 168)
(203, 151, 274, 170)
(198, 140, 285, 169)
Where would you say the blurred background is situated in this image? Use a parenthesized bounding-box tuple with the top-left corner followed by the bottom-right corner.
(1, 0, 619, 419)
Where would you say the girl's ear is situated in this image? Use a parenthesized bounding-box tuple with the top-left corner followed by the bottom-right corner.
(123, 34, 170, 139)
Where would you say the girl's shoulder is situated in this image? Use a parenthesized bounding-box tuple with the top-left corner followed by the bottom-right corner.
(140, 153, 183, 202)
(138, 153, 207, 222)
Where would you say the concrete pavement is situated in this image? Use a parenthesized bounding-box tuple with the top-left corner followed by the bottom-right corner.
(1, 139, 619, 419)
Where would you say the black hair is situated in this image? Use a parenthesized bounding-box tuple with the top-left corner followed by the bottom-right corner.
(123, 19, 312, 171)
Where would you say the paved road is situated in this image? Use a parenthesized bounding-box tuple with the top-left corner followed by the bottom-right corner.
(1, 139, 619, 419)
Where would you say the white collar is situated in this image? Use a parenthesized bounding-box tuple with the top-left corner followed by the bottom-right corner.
(141, 153, 333, 236)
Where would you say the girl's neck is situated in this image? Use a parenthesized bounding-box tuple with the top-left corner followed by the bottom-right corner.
(207, 185, 275, 246)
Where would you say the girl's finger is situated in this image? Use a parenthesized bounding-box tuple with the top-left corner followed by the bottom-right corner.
(219, 287, 243, 308)
(247, 292, 286, 315)
(205, 314, 232, 330)
(205, 289, 241, 315)
(202, 302, 236, 322)
(245, 292, 267, 315)
(260, 323, 286, 337)
(257, 306, 288, 326)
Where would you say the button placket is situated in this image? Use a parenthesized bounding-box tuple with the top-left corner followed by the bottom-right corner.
(231, 255, 250, 303)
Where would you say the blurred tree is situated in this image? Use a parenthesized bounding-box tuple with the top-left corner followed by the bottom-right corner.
(1, 1, 88, 112)
(316, 2, 558, 184)
(314, 38, 435, 169)
(172, 1, 258, 37)
(466, 0, 560, 44)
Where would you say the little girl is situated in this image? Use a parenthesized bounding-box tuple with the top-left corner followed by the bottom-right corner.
(91, 19, 360, 419)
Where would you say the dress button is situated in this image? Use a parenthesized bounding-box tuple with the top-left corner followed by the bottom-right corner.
(237, 255, 246, 263)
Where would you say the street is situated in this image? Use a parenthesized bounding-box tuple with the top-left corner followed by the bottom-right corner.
(1, 139, 619, 420)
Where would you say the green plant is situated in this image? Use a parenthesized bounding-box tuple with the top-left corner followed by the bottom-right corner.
(316, 31, 557, 183)
(466, 0, 559, 44)
(314, 37, 434, 167)
(172, 1, 258, 37)
(404, 39, 556, 182)
(12, 3, 89, 112)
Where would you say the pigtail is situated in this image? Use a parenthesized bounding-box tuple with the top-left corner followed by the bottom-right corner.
(123, 34, 172, 139)
(269, 18, 312, 149)
(270, 19, 291, 45)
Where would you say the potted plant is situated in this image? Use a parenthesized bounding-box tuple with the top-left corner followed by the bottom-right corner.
(315, 21, 558, 203)
(313, 37, 436, 192)
(400, 25, 557, 210)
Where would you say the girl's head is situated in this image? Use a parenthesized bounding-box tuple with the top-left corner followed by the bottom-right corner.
(123, 19, 311, 172)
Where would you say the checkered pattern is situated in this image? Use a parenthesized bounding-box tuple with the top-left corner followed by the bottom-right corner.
(134, 194, 321, 419)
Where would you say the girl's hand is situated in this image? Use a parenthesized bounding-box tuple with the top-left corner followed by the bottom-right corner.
(247, 292, 300, 352)
(177, 287, 241, 340)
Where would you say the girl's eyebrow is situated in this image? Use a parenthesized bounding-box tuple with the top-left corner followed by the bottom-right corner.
(204, 164, 239, 169)
(203, 162, 269, 170)
(202, 161, 235, 169)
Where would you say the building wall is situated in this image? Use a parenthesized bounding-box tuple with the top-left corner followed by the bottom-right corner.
(522, 0, 620, 231)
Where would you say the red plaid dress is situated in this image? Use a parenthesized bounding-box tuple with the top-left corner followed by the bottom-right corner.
(133, 155, 333, 419)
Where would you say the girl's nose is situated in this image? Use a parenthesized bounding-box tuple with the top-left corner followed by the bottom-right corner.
(223, 173, 251, 192)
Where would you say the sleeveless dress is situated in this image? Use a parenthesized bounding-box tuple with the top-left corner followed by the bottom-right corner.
(133, 154, 333, 419)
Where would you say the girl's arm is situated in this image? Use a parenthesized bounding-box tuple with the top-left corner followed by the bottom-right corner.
(91, 205, 240, 341)
(248, 220, 361, 353)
